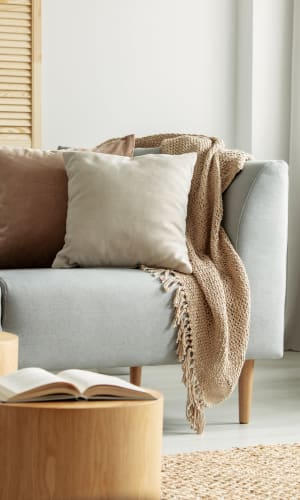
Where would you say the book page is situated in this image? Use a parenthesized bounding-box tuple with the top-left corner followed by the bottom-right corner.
(58, 369, 150, 396)
(0, 368, 76, 401)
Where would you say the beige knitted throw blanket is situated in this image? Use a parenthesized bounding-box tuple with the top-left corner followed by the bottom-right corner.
(104, 133, 251, 433)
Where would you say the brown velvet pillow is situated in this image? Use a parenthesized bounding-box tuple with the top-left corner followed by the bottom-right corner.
(0, 135, 135, 268)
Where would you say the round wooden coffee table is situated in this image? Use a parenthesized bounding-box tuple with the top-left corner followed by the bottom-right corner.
(0, 331, 18, 376)
(0, 391, 163, 500)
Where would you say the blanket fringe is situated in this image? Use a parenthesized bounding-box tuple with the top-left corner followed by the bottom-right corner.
(141, 266, 205, 433)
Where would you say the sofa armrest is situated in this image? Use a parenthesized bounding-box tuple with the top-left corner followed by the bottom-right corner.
(223, 160, 288, 358)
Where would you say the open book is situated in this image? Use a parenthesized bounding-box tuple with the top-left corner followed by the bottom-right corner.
(0, 368, 156, 403)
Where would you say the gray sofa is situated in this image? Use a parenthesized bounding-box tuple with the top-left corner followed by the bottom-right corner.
(0, 158, 288, 420)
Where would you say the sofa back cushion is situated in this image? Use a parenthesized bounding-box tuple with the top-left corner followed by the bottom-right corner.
(133, 147, 160, 156)
(0, 136, 135, 268)
(52, 151, 196, 273)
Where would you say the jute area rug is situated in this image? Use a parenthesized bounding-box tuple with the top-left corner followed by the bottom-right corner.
(161, 443, 300, 499)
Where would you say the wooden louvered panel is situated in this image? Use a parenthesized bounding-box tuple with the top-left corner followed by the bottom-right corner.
(0, 127, 31, 135)
(0, 4, 30, 11)
(0, 119, 30, 126)
(0, 103, 30, 111)
(0, 29, 29, 38)
(0, 14, 31, 25)
(0, 0, 40, 148)
(0, 96, 30, 104)
(31, 0, 40, 146)
(0, 110, 29, 117)
(0, 38, 30, 46)
(0, 68, 30, 76)
(1, 1, 30, 3)
(0, 24, 30, 33)
(0, 18, 30, 27)
(0, 132, 30, 145)
(0, 54, 31, 62)
(0, 36, 30, 44)
(0, 1, 31, 5)
(0, 75, 30, 83)
(0, 60, 30, 69)
(0, 91, 30, 98)
(0, 12, 30, 20)
(0, 82, 30, 90)
(0, 47, 31, 54)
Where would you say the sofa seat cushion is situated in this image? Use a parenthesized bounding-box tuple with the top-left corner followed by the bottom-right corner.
(0, 268, 178, 370)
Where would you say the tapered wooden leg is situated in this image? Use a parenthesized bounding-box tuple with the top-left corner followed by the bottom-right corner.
(130, 366, 142, 386)
(239, 359, 254, 424)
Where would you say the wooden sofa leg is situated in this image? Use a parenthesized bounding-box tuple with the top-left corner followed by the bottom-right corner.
(130, 366, 142, 386)
(239, 359, 254, 424)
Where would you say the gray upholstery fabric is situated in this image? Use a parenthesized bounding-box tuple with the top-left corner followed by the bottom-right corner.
(0, 269, 178, 369)
(223, 160, 288, 359)
(134, 147, 160, 156)
(0, 161, 288, 369)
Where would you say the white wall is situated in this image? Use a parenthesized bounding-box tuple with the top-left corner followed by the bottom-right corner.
(252, 0, 293, 160)
(42, 0, 238, 149)
(285, 0, 300, 349)
(235, 0, 293, 159)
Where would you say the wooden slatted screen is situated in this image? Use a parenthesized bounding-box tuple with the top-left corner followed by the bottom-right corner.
(0, 0, 41, 148)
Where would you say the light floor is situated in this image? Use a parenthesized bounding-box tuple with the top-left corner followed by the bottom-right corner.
(140, 352, 300, 455)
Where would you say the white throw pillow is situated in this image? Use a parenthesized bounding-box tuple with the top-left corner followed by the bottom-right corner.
(52, 151, 196, 273)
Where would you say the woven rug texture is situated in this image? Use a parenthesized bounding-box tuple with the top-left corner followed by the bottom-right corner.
(161, 443, 300, 499)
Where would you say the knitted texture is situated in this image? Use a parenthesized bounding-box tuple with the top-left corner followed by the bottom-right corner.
(102, 133, 251, 432)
